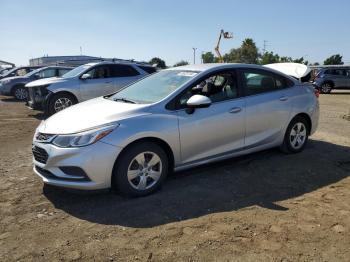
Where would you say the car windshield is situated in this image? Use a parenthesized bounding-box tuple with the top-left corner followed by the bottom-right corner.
(109, 70, 198, 104)
(1, 67, 17, 77)
(61, 64, 91, 78)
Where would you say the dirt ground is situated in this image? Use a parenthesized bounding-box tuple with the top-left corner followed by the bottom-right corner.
(0, 92, 349, 262)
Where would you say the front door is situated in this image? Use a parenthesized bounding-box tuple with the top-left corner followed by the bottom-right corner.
(177, 70, 245, 165)
(80, 65, 115, 101)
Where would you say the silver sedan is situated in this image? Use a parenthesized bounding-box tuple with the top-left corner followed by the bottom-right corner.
(32, 63, 319, 197)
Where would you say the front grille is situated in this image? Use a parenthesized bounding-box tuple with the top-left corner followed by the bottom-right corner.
(32, 146, 49, 164)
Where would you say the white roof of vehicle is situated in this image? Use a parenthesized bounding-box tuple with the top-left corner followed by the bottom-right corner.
(168, 63, 260, 72)
(170, 63, 310, 80)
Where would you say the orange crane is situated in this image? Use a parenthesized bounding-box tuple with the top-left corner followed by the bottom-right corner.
(215, 29, 233, 63)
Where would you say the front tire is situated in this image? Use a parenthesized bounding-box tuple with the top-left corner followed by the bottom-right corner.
(13, 85, 28, 101)
(48, 93, 76, 115)
(280, 116, 309, 154)
(320, 82, 332, 94)
(112, 142, 169, 197)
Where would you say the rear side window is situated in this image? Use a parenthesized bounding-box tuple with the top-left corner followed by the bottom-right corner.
(111, 64, 140, 77)
(38, 69, 56, 78)
(325, 69, 346, 76)
(58, 69, 71, 76)
(138, 66, 157, 74)
(241, 69, 291, 96)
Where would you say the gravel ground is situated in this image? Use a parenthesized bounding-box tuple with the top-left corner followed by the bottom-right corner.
(0, 91, 349, 261)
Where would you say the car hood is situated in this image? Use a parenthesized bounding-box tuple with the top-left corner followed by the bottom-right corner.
(1, 76, 29, 83)
(38, 97, 152, 134)
(25, 77, 66, 87)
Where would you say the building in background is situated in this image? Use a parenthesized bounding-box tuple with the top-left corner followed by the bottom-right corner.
(29, 55, 102, 67)
(29, 55, 147, 67)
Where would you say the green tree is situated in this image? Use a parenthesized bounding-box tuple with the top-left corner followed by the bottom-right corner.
(149, 57, 167, 69)
(259, 51, 280, 65)
(223, 38, 259, 64)
(201, 52, 215, 63)
(173, 60, 189, 67)
(324, 54, 344, 65)
(239, 38, 259, 64)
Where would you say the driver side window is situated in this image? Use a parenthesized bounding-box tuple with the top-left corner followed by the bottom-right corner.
(178, 71, 238, 108)
(85, 66, 111, 79)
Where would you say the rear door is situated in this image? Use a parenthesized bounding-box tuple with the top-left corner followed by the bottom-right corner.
(240, 68, 293, 148)
(79, 65, 115, 101)
(111, 64, 142, 92)
(327, 69, 347, 88)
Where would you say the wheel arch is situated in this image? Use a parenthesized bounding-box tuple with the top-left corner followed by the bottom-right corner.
(10, 83, 26, 95)
(111, 136, 175, 188)
(322, 80, 334, 87)
(49, 90, 78, 103)
(291, 112, 312, 134)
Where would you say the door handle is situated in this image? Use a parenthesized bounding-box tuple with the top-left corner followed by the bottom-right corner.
(229, 107, 242, 113)
(279, 96, 288, 101)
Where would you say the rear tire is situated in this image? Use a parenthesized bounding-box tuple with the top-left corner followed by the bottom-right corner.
(48, 93, 76, 115)
(13, 85, 28, 101)
(112, 142, 168, 197)
(280, 116, 309, 154)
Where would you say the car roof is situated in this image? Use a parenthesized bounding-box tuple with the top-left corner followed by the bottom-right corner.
(167, 63, 269, 72)
(166, 63, 299, 84)
(84, 61, 153, 67)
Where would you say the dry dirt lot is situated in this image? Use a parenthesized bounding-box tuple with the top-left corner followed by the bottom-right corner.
(0, 92, 349, 261)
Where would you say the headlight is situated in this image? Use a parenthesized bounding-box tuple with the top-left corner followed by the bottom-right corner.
(52, 124, 118, 148)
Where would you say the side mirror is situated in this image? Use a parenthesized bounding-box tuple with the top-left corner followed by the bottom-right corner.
(185, 95, 211, 114)
(81, 73, 91, 80)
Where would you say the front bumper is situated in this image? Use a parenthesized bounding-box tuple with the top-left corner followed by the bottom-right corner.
(0, 83, 11, 95)
(32, 141, 123, 190)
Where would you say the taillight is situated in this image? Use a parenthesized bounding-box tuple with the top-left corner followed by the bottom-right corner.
(314, 89, 320, 98)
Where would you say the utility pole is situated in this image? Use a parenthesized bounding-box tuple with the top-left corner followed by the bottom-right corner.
(262, 40, 268, 54)
(192, 47, 197, 64)
(80, 46, 82, 56)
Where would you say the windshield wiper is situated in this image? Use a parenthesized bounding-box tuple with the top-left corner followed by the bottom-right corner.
(113, 97, 137, 104)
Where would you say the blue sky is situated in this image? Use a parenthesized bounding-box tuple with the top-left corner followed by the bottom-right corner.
(0, 0, 349, 66)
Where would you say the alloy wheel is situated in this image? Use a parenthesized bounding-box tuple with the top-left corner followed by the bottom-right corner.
(321, 83, 331, 93)
(127, 151, 163, 190)
(289, 122, 307, 150)
(54, 97, 72, 112)
(14, 87, 28, 100)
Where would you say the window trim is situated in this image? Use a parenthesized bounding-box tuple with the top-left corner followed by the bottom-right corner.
(166, 69, 243, 111)
(238, 68, 293, 98)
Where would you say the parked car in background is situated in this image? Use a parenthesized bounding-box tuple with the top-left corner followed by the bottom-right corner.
(0, 66, 72, 100)
(0, 67, 13, 75)
(313, 67, 350, 93)
(0, 66, 42, 80)
(32, 63, 319, 196)
(26, 61, 157, 115)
